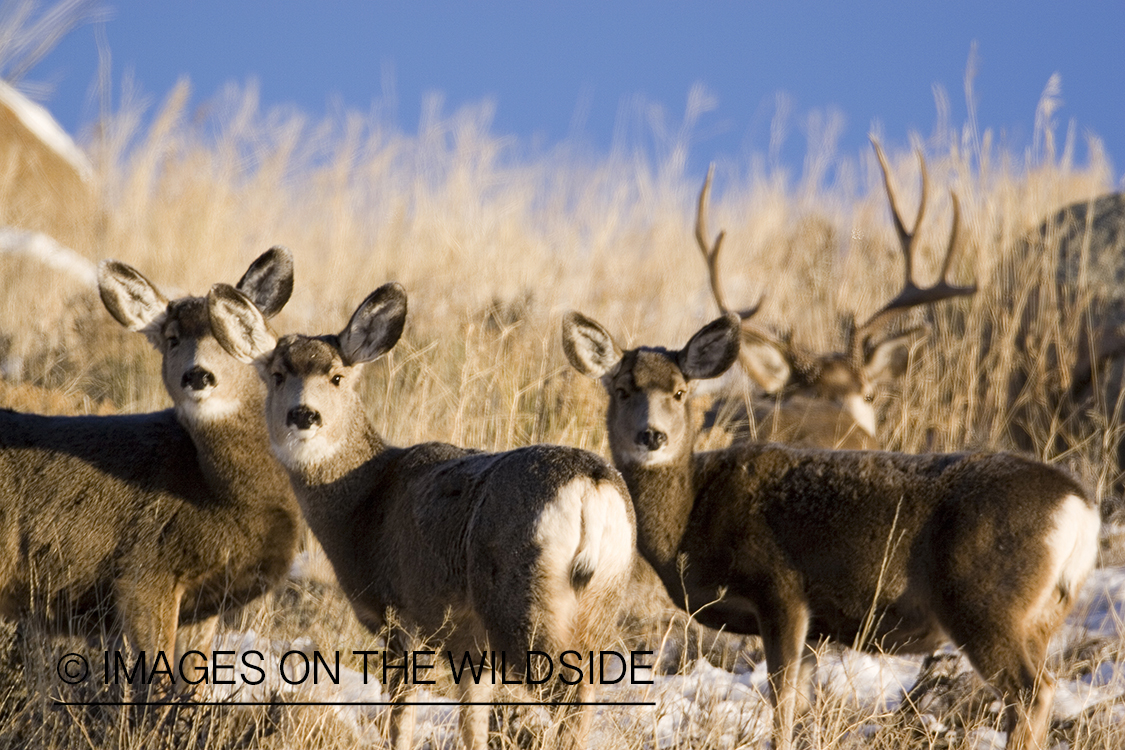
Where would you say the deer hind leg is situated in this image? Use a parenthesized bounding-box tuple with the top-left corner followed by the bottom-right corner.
(958, 631, 1052, 750)
(549, 680, 595, 750)
(458, 673, 492, 750)
(384, 628, 417, 750)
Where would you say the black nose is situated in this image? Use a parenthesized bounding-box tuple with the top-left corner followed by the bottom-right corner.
(287, 406, 322, 430)
(637, 429, 667, 451)
(182, 366, 216, 391)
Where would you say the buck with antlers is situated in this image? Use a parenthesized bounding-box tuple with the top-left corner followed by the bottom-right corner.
(697, 138, 976, 449)
(563, 306, 1098, 750)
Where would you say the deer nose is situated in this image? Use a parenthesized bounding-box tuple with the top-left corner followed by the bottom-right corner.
(287, 406, 322, 431)
(181, 366, 216, 391)
(637, 429, 667, 451)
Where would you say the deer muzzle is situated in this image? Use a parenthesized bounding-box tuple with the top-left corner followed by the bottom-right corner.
(287, 405, 322, 431)
(637, 429, 667, 451)
(181, 366, 217, 392)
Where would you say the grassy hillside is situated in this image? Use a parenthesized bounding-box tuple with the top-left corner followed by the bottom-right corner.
(0, 78, 1122, 748)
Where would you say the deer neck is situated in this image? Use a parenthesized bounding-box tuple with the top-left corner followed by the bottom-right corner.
(281, 417, 389, 553)
(617, 450, 696, 570)
(179, 392, 292, 506)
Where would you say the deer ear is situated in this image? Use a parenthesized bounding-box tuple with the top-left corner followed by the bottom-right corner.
(864, 328, 923, 385)
(207, 283, 277, 365)
(98, 260, 169, 348)
(236, 245, 294, 318)
(562, 311, 623, 379)
(339, 282, 408, 365)
(737, 337, 792, 393)
(678, 313, 741, 381)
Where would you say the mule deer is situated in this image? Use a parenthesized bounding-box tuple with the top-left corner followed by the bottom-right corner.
(0, 248, 300, 693)
(563, 310, 1099, 750)
(207, 281, 635, 750)
(697, 138, 976, 449)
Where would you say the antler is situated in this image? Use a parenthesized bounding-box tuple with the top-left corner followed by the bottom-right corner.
(851, 138, 977, 365)
(696, 164, 761, 320)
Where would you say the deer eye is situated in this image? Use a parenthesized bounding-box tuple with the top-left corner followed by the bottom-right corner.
(673, 389, 686, 401)
(330, 374, 343, 387)
(272, 372, 284, 387)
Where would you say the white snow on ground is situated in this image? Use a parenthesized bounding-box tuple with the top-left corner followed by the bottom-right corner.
(0, 226, 97, 288)
(212, 557, 1125, 748)
(0, 79, 92, 183)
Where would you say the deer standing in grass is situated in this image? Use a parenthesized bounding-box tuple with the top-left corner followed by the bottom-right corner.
(207, 281, 635, 750)
(563, 306, 1099, 750)
(0, 247, 300, 692)
(698, 138, 976, 449)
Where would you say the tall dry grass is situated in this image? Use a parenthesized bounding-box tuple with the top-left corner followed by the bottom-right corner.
(1, 72, 1123, 747)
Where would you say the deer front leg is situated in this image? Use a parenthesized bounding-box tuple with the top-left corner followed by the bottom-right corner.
(761, 598, 812, 750)
(174, 615, 218, 697)
(116, 577, 184, 701)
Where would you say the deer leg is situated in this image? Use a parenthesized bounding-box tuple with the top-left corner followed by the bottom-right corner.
(385, 629, 416, 750)
(173, 615, 218, 697)
(959, 632, 1051, 750)
(761, 600, 812, 750)
(117, 578, 183, 701)
(457, 669, 492, 750)
(556, 680, 595, 750)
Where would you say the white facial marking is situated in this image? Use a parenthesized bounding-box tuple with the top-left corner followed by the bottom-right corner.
(622, 442, 678, 466)
(175, 386, 241, 423)
(843, 394, 877, 438)
(272, 424, 341, 471)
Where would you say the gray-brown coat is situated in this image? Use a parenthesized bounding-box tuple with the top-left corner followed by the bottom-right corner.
(208, 281, 636, 750)
(0, 248, 300, 691)
(563, 310, 1099, 750)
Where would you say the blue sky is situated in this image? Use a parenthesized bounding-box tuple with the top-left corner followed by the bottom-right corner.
(24, 1, 1125, 185)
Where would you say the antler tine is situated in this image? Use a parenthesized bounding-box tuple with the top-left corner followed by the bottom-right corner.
(870, 136, 926, 288)
(695, 164, 761, 320)
(852, 140, 977, 364)
(938, 192, 975, 295)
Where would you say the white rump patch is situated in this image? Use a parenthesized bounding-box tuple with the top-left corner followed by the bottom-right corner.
(1046, 494, 1100, 601)
(534, 477, 633, 647)
(570, 480, 634, 588)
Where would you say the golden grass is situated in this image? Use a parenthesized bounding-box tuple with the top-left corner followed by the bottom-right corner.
(0, 75, 1122, 748)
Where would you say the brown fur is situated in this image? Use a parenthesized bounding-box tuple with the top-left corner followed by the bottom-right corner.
(208, 282, 636, 750)
(0, 249, 300, 694)
(696, 143, 971, 451)
(564, 310, 1100, 750)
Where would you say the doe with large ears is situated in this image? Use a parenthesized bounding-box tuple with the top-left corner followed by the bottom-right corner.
(0, 248, 300, 693)
(563, 310, 1098, 750)
(207, 281, 636, 750)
